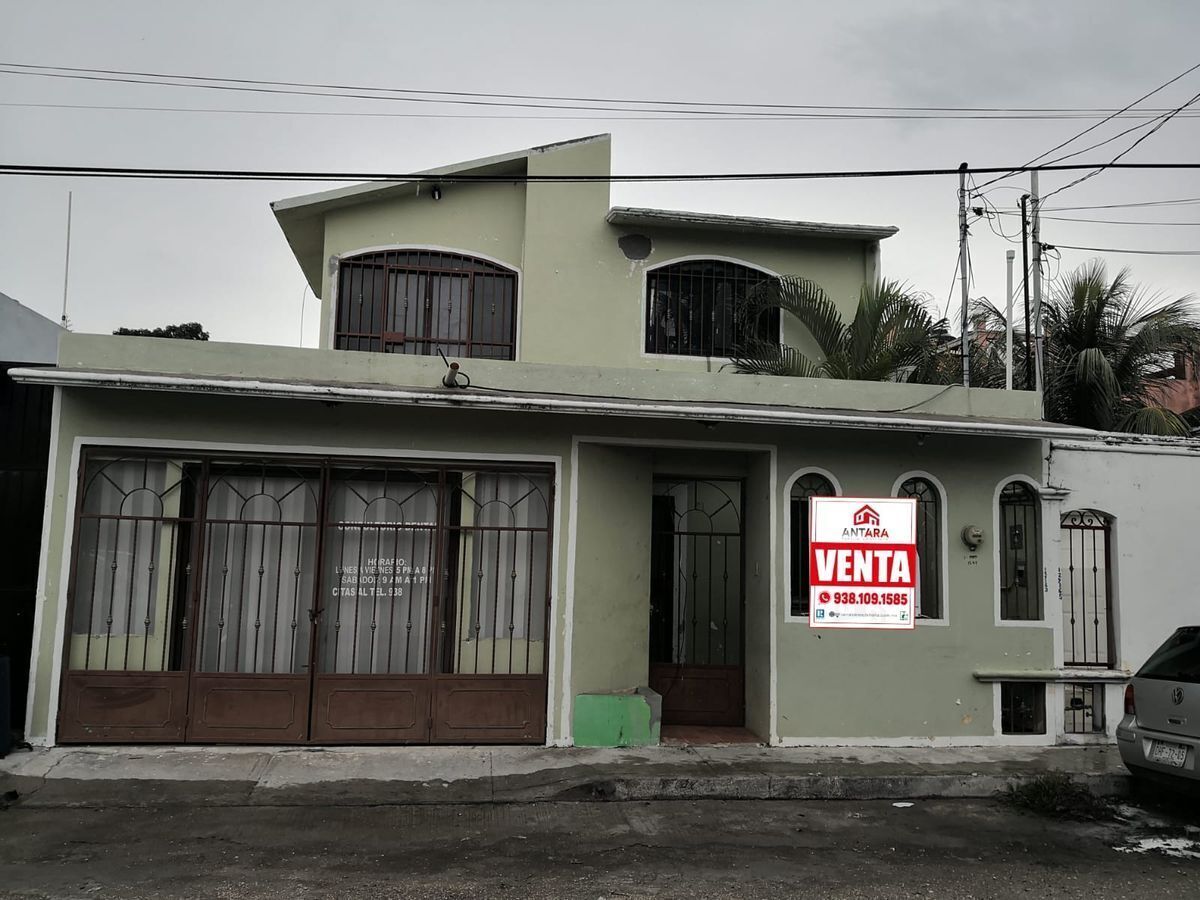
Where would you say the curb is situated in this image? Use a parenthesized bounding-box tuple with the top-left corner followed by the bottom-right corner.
(2, 770, 1133, 808)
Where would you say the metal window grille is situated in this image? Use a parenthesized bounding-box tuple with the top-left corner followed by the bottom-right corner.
(644, 260, 777, 357)
(195, 461, 322, 675)
(1063, 683, 1106, 734)
(1000, 682, 1046, 734)
(69, 456, 200, 673)
(67, 451, 553, 681)
(999, 482, 1043, 621)
(899, 477, 942, 619)
(650, 479, 744, 666)
(790, 473, 835, 616)
(335, 250, 517, 360)
(1060, 510, 1114, 668)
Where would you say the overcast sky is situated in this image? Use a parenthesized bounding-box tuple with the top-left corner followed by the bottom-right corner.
(2, 1, 1199, 347)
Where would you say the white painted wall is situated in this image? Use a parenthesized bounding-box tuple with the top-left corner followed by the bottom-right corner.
(1047, 437, 1200, 736)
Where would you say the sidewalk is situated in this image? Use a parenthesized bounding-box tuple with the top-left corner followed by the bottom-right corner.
(0, 742, 1129, 807)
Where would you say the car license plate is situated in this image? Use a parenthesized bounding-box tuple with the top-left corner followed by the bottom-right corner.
(1149, 740, 1189, 768)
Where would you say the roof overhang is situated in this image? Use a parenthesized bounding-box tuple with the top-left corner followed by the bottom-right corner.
(606, 207, 899, 241)
(271, 135, 609, 292)
(9, 366, 1095, 442)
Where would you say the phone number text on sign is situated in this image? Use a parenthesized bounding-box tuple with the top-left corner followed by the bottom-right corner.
(823, 591, 910, 605)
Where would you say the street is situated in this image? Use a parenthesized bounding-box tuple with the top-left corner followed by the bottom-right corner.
(1, 797, 1197, 899)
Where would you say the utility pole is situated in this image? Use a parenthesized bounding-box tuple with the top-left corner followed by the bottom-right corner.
(958, 163, 970, 387)
(60, 191, 73, 328)
(1020, 194, 1033, 390)
(1005, 249, 1015, 390)
(1031, 171, 1044, 395)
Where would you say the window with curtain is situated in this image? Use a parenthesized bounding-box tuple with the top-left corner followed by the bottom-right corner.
(898, 477, 943, 619)
(790, 473, 836, 616)
(645, 259, 777, 357)
(335, 250, 517, 359)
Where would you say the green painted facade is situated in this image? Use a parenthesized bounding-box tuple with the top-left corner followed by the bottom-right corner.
(23, 135, 1065, 748)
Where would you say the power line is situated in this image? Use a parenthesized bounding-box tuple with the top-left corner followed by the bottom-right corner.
(1053, 243, 1200, 256)
(1042, 87, 1200, 201)
(6, 60, 1200, 118)
(4, 162, 1200, 184)
(8, 98, 1198, 122)
(1041, 196, 1200, 212)
(972, 60, 1200, 191)
(996, 211, 1200, 225)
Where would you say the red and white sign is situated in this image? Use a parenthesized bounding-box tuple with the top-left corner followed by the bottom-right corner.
(808, 496, 918, 630)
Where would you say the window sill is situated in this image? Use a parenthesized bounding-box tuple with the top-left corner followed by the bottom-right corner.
(974, 668, 1131, 683)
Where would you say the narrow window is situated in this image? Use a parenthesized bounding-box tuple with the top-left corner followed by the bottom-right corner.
(1001, 682, 1046, 734)
(898, 477, 942, 619)
(790, 473, 836, 616)
(335, 250, 517, 359)
(1063, 683, 1106, 734)
(645, 260, 777, 357)
(999, 481, 1043, 620)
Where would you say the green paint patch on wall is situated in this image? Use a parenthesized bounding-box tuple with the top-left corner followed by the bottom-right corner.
(573, 689, 661, 747)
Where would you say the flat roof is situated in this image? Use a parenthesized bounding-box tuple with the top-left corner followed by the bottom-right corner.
(607, 207, 899, 241)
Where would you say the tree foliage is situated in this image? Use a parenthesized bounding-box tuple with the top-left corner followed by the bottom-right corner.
(114, 322, 210, 341)
(730, 276, 948, 382)
(952, 261, 1200, 436)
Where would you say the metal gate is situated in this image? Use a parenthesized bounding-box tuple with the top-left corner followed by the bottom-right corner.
(1059, 510, 1114, 668)
(56, 450, 552, 744)
(648, 478, 744, 727)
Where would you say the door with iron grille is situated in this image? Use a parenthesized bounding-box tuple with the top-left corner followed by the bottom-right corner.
(58, 451, 553, 745)
(648, 478, 745, 727)
(1059, 510, 1114, 668)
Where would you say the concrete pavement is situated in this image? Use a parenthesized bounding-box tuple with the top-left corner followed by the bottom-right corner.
(0, 743, 1129, 807)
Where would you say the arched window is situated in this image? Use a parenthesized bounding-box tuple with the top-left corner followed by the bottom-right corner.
(645, 260, 777, 357)
(999, 481, 1043, 620)
(898, 477, 942, 619)
(335, 250, 517, 359)
(790, 472, 836, 616)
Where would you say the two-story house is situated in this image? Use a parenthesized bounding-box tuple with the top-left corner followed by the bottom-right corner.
(15, 135, 1099, 750)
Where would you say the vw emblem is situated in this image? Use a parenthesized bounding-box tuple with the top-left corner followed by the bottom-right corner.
(1172, 687, 1185, 706)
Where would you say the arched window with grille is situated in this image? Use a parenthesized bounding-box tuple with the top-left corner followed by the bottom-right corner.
(999, 480, 1043, 620)
(897, 476, 943, 619)
(644, 259, 778, 357)
(790, 472, 837, 616)
(335, 250, 518, 359)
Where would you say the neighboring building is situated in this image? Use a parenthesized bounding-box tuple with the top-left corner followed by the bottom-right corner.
(1151, 353, 1200, 421)
(1045, 436, 1200, 739)
(15, 135, 1104, 750)
(0, 292, 62, 744)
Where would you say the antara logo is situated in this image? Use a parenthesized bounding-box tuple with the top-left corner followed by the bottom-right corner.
(853, 505, 880, 527)
(842, 504, 889, 538)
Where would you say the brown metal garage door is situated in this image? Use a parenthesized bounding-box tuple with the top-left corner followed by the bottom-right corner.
(56, 450, 553, 745)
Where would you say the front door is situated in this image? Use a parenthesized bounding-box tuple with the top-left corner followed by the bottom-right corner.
(648, 478, 744, 727)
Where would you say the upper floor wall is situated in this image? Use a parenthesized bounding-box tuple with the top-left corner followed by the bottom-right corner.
(274, 135, 896, 372)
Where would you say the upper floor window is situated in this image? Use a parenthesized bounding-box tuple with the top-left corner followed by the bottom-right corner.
(336, 250, 517, 360)
(897, 476, 943, 619)
(999, 481, 1043, 620)
(645, 260, 778, 358)
(790, 472, 836, 616)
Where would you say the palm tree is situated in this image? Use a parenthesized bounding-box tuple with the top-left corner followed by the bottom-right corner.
(730, 276, 948, 382)
(962, 261, 1200, 436)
